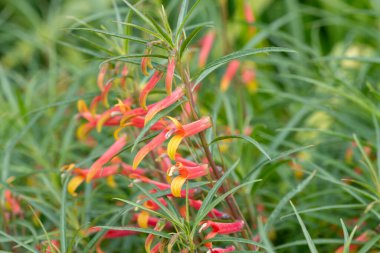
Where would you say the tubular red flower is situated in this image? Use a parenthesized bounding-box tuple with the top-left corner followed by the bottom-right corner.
(139, 71, 164, 110)
(334, 231, 369, 253)
(207, 245, 236, 253)
(189, 199, 229, 219)
(86, 135, 127, 182)
(132, 131, 168, 169)
(199, 31, 216, 68)
(141, 47, 154, 76)
(168, 162, 209, 197)
(133, 116, 212, 169)
(87, 227, 137, 238)
(220, 60, 240, 92)
(165, 56, 176, 95)
(199, 220, 245, 248)
(4, 190, 22, 215)
(97, 64, 108, 91)
(244, 1, 256, 36)
(144, 87, 185, 125)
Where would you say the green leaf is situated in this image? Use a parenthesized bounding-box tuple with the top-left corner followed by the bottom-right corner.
(180, 25, 208, 57)
(70, 27, 148, 44)
(117, 21, 163, 40)
(192, 47, 296, 91)
(343, 226, 358, 253)
(265, 170, 317, 231)
(175, 0, 188, 36)
(0, 230, 39, 253)
(131, 98, 186, 152)
(290, 201, 318, 253)
(175, 0, 202, 42)
(60, 174, 70, 253)
(209, 134, 271, 161)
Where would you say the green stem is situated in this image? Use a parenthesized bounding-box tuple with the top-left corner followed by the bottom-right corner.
(178, 61, 255, 249)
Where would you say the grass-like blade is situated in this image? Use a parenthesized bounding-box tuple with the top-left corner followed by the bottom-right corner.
(265, 170, 316, 231)
(192, 47, 296, 91)
(290, 201, 318, 253)
(209, 134, 271, 161)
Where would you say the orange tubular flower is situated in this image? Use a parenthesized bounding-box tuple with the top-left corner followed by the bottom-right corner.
(220, 60, 240, 92)
(244, 0, 256, 36)
(188, 199, 230, 219)
(36, 240, 60, 253)
(145, 219, 166, 253)
(144, 87, 185, 125)
(207, 245, 236, 253)
(88, 227, 138, 238)
(141, 47, 153, 76)
(133, 116, 212, 169)
(199, 220, 245, 248)
(86, 135, 127, 182)
(241, 64, 257, 92)
(97, 64, 108, 91)
(334, 231, 369, 253)
(139, 71, 164, 110)
(4, 190, 22, 215)
(168, 162, 209, 197)
(199, 31, 216, 68)
(165, 56, 176, 95)
(130, 174, 198, 198)
(68, 163, 145, 196)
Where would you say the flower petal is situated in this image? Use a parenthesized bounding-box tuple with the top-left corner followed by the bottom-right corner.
(170, 176, 187, 197)
(133, 131, 167, 169)
(137, 210, 150, 228)
(139, 71, 163, 110)
(68, 176, 85, 196)
(167, 134, 184, 160)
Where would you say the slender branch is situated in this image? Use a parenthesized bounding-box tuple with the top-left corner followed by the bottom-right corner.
(177, 61, 255, 247)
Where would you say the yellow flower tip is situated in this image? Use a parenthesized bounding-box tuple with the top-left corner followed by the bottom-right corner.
(96, 113, 111, 133)
(61, 163, 76, 172)
(76, 124, 89, 141)
(113, 127, 124, 140)
(77, 100, 89, 114)
(220, 78, 229, 92)
(68, 176, 85, 197)
(165, 116, 183, 129)
(137, 211, 149, 228)
(170, 176, 187, 197)
(143, 112, 154, 126)
(106, 176, 117, 188)
(85, 165, 98, 183)
(102, 95, 109, 108)
(167, 135, 184, 160)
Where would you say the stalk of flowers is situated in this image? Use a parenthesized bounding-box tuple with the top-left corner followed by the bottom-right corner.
(69, 6, 258, 251)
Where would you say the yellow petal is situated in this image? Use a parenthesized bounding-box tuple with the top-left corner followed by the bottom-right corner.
(106, 176, 117, 188)
(137, 210, 149, 228)
(77, 100, 89, 114)
(167, 135, 183, 160)
(61, 163, 76, 172)
(96, 112, 111, 132)
(170, 176, 187, 197)
(68, 176, 85, 197)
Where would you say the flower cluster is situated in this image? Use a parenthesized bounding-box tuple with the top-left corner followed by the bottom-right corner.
(60, 27, 251, 251)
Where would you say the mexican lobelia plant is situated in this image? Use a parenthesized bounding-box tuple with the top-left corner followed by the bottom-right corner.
(63, 1, 293, 252)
